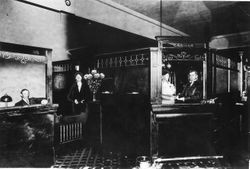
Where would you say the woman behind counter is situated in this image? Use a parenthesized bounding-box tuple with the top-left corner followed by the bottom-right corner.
(67, 72, 90, 115)
(162, 71, 176, 104)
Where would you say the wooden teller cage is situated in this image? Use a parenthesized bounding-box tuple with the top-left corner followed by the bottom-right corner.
(150, 36, 214, 158)
(150, 36, 247, 160)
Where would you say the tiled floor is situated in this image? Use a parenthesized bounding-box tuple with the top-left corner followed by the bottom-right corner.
(52, 147, 136, 168)
(51, 133, 249, 169)
(51, 147, 236, 169)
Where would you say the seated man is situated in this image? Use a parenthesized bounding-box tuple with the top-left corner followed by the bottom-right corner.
(176, 70, 202, 103)
(15, 89, 35, 106)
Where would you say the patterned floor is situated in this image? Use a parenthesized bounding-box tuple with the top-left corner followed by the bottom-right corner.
(51, 147, 232, 169)
(52, 147, 136, 168)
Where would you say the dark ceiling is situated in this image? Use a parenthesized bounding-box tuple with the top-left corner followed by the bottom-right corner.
(111, 0, 250, 42)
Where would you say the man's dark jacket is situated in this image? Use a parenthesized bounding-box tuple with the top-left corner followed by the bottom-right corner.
(179, 81, 202, 102)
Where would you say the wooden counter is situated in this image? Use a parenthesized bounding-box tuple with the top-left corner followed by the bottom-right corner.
(150, 103, 218, 157)
(0, 104, 58, 167)
(0, 104, 58, 114)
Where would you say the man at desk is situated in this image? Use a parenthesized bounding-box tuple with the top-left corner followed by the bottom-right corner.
(15, 89, 35, 106)
(176, 70, 202, 103)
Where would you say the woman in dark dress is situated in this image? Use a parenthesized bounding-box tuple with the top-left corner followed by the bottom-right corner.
(67, 72, 90, 115)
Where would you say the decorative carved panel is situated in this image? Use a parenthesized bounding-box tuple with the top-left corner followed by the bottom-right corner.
(163, 51, 205, 61)
(216, 55, 228, 67)
(96, 53, 149, 69)
(0, 51, 46, 64)
(53, 63, 72, 72)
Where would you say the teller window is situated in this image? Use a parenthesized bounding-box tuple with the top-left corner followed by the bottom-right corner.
(162, 61, 204, 104)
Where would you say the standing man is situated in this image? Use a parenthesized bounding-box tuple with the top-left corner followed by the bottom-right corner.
(176, 70, 202, 103)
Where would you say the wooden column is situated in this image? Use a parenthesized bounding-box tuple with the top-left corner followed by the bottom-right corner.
(239, 51, 244, 96)
(203, 43, 208, 99)
(247, 67, 250, 152)
(150, 110, 158, 156)
(46, 49, 53, 104)
(150, 45, 162, 104)
(212, 51, 216, 95)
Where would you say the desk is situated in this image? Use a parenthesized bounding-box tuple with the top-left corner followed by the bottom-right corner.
(86, 101, 102, 146)
(151, 103, 217, 157)
(0, 104, 58, 167)
(100, 93, 150, 155)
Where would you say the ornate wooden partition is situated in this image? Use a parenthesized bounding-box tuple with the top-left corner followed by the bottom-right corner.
(94, 48, 156, 155)
(208, 50, 243, 97)
(154, 36, 207, 103)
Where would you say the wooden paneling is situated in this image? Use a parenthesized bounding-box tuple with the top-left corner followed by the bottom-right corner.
(95, 48, 153, 96)
(0, 104, 58, 167)
(151, 103, 217, 156)
(94, 48, 152, 155)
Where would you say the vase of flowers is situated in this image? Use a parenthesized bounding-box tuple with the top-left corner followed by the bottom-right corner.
(84, 69, 105, 102)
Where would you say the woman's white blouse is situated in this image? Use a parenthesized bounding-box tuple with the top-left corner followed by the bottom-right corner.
(162, 81, 176, 96)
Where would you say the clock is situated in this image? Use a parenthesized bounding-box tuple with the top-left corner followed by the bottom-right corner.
(54, 73, 66, 90)
(65, 0, 71, 6)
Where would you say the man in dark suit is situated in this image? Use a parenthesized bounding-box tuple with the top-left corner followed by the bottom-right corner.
(15, 89, 35, 106)
(176, 70, 202, 103)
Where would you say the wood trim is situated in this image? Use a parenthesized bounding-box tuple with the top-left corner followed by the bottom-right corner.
(212, 52, 216, 95)
(150, 110, 158, 156)
(203, 54, 207, 99)
(95, 47, 157, 57)
(239, 52, 243, 96)
(0, 51, 46, 64)
(46, 50, 53, 104)
(247, 70, 250, 152)
(228, 59, 231, 92)
(150, 45, 162, 104)
(210, 31, 250, 50)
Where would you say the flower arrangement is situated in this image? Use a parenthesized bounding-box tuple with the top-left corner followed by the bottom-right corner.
(84, 69, 105, 101)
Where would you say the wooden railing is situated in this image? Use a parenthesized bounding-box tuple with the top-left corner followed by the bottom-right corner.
(54, 115, 86, 147)
(59, 122, 83, 144)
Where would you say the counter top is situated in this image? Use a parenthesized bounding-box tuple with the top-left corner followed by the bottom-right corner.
(152, 103, 217, 114)
(0, 104, 58, 116)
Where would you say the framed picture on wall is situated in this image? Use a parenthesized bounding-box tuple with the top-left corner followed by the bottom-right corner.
(53, 73, 67, 90)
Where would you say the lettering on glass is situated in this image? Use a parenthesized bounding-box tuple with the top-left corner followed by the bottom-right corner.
(163, 51, 205, 61)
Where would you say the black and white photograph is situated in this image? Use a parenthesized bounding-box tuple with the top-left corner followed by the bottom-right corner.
(0, 0, 249, 168)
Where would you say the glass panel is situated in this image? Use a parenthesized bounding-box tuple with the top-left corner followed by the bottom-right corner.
(230, 70, 239, 92)
(0, 59, 46, 107)
(216, 68, 228, 94)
